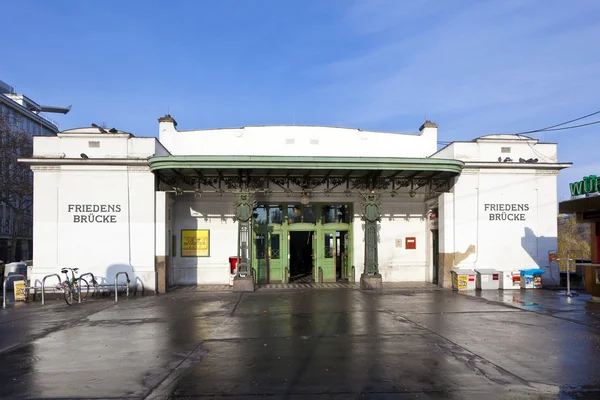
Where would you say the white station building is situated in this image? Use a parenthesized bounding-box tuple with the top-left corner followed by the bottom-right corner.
(21, 116, 571, 293)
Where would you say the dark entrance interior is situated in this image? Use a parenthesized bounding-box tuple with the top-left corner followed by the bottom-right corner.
(432, 229, 439, 285)
(290, 231, 313, 282)
(335, 231, 348, 281)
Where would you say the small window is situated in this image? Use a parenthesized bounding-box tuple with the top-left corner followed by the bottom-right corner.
(322, 206, 337, 224)
(268, 205, 282, 224)
(285, 138, 295, 144)
(310, 139, 319, 145)
(337, 205, 350, 223)
(501, 147, 511, 153)
(322, 205, 350, 224)
(88, 141, 100, 148)
(303, 205, 316, 224)
(287, 205, 316, 224)
(288, 205, 302, 224)
(253, 205, 267, 224)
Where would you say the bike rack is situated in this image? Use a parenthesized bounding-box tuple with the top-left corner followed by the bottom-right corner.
(77, 272, 97, 304)
(115, 272, 130, 302)
(41, 273, 62, 305)
(8, 270, 137, 308)
(3, 274, 26, 309)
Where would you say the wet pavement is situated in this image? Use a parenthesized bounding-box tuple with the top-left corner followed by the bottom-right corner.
(0, 285, 599, 399)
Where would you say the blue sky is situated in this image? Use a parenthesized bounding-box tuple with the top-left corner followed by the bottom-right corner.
(2, 0, 599, 200)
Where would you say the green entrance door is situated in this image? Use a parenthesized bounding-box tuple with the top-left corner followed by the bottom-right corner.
(320, 230, 351, 282)
(253, 203, 353, 284)
(337, 231, 350, 281)
(321, 230, 337, 282)
(253, 231, 284, 283)
(253, 232, 285, 283)
(268, 232, 283, 282)
(253, 232, 267, 283)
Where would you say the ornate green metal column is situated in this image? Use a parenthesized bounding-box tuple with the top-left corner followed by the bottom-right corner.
(360, 192, 383, 290)
(233, 192, 256, 292)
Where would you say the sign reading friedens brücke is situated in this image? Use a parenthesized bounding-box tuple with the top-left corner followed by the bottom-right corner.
(68, 204, 122, 223)
(483, 203, 529, 221)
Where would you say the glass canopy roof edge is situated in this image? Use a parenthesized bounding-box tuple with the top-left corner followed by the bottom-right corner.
(148, 155, 464, 174)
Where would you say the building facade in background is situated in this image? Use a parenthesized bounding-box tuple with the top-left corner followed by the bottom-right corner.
(0, 80, 70, 262)
(21, 116, 571, 293)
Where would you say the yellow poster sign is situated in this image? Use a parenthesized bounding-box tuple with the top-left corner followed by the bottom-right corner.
(457, 275, 468, 290)
(181, 229, 210, 257)
(13, 281, 27, 301)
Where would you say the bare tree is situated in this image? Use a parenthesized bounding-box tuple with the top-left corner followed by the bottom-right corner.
(0, 114, 33, 262)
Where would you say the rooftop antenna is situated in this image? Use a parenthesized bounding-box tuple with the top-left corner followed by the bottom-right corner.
(293, 111, 295, 126)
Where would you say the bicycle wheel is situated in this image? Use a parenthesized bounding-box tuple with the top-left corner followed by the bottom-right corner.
(63, 282, 73, 306)
(77, 278, 90, 301)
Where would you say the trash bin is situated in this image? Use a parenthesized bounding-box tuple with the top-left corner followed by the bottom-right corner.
(520, 268, 544, 289)
(3, 262, 27, 292)
(228, 256, 239, 286)
(3, 262, 27, 279)
(229, 256, 238, 275)
(451, 269, 476, 291)
(475, 269, 500, 290)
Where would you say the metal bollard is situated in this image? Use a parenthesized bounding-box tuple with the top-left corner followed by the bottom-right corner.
(566, 257, 572, 297)
(114, 272, 130, 302)
(41, 274, 62, 305)
(77, 273, 96, 303)
(3, 274, 26, 309)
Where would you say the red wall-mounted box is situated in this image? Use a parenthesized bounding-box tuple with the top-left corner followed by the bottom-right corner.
(405, 237, 416, 250)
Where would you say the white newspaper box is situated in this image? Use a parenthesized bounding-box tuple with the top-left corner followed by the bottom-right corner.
(475, 269, 500, 290)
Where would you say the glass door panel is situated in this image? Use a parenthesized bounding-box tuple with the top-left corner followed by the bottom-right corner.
(268, 233, 283, 282)
(253, 233, 268, 283)
(321, 231, 336, 282)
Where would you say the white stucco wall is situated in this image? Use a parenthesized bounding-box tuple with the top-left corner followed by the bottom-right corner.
(377, 200, 432, 282)
(29, 130, 160, 293)
(159, 120, 437, 158)
(436, 134, 564, 288)
(33, 131, 169, 159)
(432, 134, 558, 163)
(171, 194, 237, 285)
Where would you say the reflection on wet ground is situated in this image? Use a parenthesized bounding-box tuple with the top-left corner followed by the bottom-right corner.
(0, 285, 599, 399)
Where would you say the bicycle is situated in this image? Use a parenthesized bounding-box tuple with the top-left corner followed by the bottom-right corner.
(58, 267, 90, 306)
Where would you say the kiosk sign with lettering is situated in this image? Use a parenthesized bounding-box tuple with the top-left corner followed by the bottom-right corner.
(569, 175, 599, 197)
(483, 203, 529, 221)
